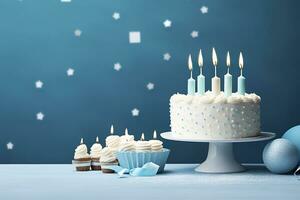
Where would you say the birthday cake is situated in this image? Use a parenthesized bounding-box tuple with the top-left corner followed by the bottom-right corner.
(169, 49, 261, 139)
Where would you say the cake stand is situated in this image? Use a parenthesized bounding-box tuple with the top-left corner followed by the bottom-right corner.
(161, 132, 275, 173)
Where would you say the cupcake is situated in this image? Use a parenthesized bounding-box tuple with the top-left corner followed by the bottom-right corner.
(105, 125, 120, 154)
(117, 132, 170, 173)
(120, 128, 135, 143)
(100, 147, 118, 173)
(90, 136, 102, 170)
(72, 138, 91, 171)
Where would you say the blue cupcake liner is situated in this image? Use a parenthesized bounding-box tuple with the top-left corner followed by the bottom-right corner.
(116, 148, 170, 173)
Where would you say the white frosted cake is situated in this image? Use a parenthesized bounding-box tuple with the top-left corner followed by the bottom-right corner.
(170, 91, 261, 139)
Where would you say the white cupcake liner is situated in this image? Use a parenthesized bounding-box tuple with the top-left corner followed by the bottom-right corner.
(72, 160, 91, 167)
(117, 149, 170, 173)
(100, 162, 118, 169)
(91, 161, 101, 166)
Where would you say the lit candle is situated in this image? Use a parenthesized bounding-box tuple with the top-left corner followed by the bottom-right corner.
(224, 51, 232, 97)
(153, 130, 157, 139)
(125, 128, 128, 135)
(149, 130, 158, 145)
(140, 133, 145, 141)
(237, 52, 246, 95)
(80, 138, 83, 144)
(211, 48, 220, 95)
(187, 54, 196, 95)
(197, 49, 205, 95)
(96, 136, 99, 143)
(110, 125, 114, 134)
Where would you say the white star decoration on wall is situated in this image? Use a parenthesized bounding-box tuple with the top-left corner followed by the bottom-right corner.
(146, 82, 155, 90)
(200, 6, 208, 14)
(191, 31, 199, 38)
(112, 12, 120, 20)
(131, 108, 140, 117)
(74, 29, 82, 37)
(35, 80, 43, 89)
(67, 68, 75, 76)
(36, 112, 44, 121)
(163, 20, 172, 28)
(7, 142, 14, 150)
(114, 63, 122, 71)
(129, 32, 141, 43)
(163, 53, 171, 61)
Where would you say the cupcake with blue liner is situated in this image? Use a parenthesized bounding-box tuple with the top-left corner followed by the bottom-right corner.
(117, 140, 136, 169)
(117, 132, 170, 173)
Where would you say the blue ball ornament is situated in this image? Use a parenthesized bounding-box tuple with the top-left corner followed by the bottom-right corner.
(283, 125, 300, 163)
(263, 139, 299, 174)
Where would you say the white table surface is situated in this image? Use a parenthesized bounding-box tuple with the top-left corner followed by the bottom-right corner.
(0, 164, 299, 200)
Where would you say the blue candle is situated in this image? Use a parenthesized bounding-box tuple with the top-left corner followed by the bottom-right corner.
(188, 77, 195, 95)
(224, 51, 232, 97)
(238, 75, 245, 95)
(237, 52, 246, 95)
(187, 54, 195, 95)
(197, 49, 205, 95)
(197, 74, 205, 95)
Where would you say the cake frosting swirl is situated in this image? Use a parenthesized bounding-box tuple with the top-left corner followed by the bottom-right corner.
(74, 139, 90, 160)
(100, 147, 116, 163)
(170, 91, 261, 104)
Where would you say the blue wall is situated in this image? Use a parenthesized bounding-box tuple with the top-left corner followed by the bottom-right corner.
(0, 0, 299, 164)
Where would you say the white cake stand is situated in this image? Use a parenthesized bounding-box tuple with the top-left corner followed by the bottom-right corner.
(161, 132, 275, 173)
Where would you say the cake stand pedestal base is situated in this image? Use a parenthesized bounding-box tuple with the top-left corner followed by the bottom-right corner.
(161, 132, 275, 174)
(195, 143, 245, 173)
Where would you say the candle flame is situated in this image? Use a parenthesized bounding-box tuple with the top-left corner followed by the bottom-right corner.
(125, 128, 128, 135)
(188, 54, 193, 71)
(80, 138, 83, 144)
(110, 125, 114, 134)
(212, 47, 218, 66)
(226, 51, 231, 67)
(141, 133, 145, 141)
(153, 130, 157, 139)
(239, 52, 244, 69)
(96, 136, 99, 143)
(198, 49, 203, 67)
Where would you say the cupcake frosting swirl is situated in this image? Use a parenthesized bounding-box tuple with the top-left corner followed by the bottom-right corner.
(100, 147, 116, 163)
(105, 135, 120, 150)
(120, 135, 135, 143)
(149, 140, 163, 151)
(118, 141, 136, 151)
(135, 141, 151, 151)
(74, 143, 90, 159)
(90, 143, 102, 158)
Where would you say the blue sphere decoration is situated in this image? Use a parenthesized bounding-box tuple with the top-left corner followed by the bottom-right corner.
(283, 125, 300, 163)
(263, 139, 299, 174)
